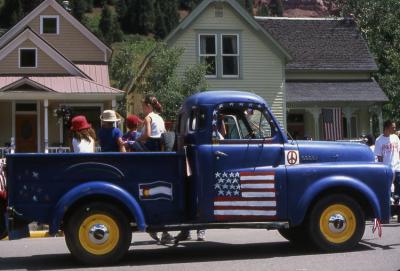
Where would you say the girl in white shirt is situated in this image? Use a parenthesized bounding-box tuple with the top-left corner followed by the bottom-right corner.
(137, 95, 166, 151)
(70, 115, 96, 153)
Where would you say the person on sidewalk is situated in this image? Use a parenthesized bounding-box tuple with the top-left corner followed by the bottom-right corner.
(374, 120, 400, 204)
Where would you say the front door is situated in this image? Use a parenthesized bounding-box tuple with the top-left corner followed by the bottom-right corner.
(202, 104, 287, 222)
(16, 114, 37, 152)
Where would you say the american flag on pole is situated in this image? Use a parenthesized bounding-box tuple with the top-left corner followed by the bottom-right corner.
(322, 108, 343, 141)
(0, 160, 6, 199)
(213, 171, 276, 220)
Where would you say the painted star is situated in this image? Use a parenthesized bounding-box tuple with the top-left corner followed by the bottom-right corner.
(32, 172, 39, 179)
(222, 184, 228, 189)
(218, 190, 225, 196)
(229, 172, 235, 178)
(218, 178, 225, 184)
(234, 190, 240, 196)
(235, 172, 240, 177)
(222, 172, 228, 178)
(215, 172, 221, 178)
(229, 103, 234, 107)
(226, 190, 232, 196)
(226, 178, 232, 184)
(214, 184, 221, 189)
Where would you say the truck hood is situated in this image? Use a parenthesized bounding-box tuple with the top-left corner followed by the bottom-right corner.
(292, 140, 375, 164)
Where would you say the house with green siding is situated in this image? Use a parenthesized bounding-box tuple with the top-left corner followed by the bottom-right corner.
(165, 0, 387, 140)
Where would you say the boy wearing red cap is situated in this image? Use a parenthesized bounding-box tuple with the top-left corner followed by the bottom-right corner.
(122, 115, 143, 152)
(70, 115, 96, 153)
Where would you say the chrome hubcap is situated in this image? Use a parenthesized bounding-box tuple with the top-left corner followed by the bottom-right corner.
(328, 214, 346, 233)
(88, 224, 109, 244)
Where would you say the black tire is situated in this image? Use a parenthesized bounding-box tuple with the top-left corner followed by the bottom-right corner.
(64, 202, 132, 265)
(278, 225, 309, 245)
(308, 194, 365, 252)
(0, 200, 7, 240)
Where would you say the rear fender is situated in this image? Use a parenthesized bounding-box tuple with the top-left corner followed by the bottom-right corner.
(292, 176, 381, 226)
(50, 181, 146, 235)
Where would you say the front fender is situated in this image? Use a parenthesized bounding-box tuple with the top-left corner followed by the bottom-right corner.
(292, 176, 381, 226)
(49, 181, 146, 235)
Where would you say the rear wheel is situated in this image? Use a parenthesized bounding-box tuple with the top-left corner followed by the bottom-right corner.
(0, 200, 7, 240)
(64, 202, 132, 265)
(308, 194, 365, 251)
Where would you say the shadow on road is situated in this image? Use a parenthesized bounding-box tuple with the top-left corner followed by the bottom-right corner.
(0, 240, 374, 270)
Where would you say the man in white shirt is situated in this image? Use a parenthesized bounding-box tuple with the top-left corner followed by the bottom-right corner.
(374, 120, 400, 204)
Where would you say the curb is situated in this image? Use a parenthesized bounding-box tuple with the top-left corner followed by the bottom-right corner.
(2, 231, 64, 240)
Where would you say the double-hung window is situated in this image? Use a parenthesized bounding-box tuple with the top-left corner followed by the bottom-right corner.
(199, 33, 240, 78)
(199, 34, 217, 77)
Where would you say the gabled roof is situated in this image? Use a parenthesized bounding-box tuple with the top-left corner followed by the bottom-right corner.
(165, 0, 291, 60)
(76, 64, 110, 86)
(0, 76, 123, 94)
(0, 28, 89, 78)
(0, 0, 111, 56)
(255, 17, 378, 72)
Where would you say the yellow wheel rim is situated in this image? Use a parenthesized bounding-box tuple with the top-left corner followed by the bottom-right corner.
(319, 204, 356, 244)
(79, 214, 120, 255)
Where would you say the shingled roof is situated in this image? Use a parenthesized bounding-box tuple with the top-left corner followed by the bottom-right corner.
(255, 17, 378, 72)
(286, 80, 388, 103)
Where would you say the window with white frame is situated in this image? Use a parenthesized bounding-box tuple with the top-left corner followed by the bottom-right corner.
(19, 48, 37, 68)
(40, 15, 59, 34)
(221, 34, 239, 77)
(199, 34, 217, 77)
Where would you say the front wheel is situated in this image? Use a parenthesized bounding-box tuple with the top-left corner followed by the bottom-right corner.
(64, 202, 132, 265)
(278, 225, 309, 245)
(0, 200, 7, 240)
(308, 194, 365, 252)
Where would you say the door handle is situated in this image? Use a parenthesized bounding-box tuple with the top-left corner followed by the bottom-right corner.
(214, 151, 228, 157)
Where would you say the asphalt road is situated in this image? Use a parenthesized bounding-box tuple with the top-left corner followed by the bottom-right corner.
(0, 220, 399, 271)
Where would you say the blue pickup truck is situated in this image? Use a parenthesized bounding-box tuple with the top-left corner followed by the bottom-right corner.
(0, 91, 394, 265)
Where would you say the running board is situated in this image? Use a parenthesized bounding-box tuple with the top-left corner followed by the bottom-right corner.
(149, 221, 289, 231)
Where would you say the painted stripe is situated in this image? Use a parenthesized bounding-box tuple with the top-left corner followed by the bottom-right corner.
(214, 206, 276, 211)
(240, 180, 275, 184)
(140, 186, 172, 196)
(242, 192, 275, 198)
(214, 197, 276, 201)
(214, 209, 277, 216)
(240, 183, 274, 189)
(240, 172, 274, 176)
(214, 200, 276, 207)
(240, 175, 274, 181)
(240, 188, 276, 192)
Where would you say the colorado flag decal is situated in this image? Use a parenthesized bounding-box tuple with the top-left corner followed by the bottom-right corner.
(139, 181, 173, 201)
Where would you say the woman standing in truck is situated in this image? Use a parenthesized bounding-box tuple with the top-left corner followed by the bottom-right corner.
(136, 95, 166, 151)
(70, 115, 96, 153)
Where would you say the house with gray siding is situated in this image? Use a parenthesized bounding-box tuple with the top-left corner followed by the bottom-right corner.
(165, 0, 387, 140)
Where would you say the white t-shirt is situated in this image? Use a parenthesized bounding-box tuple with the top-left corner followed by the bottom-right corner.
(374, 134, 400, 171)
(146, 112, 166, 138)
(72, 137, 95, 153)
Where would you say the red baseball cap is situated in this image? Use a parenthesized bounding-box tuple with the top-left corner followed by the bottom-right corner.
(126, 115, 143, 127)
(70, 115, 91, 131)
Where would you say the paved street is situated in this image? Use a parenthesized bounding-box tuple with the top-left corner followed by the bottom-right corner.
(0, 220, 399, 271)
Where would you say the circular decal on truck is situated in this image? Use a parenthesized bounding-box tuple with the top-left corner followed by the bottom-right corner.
(285, 150, 299, 165)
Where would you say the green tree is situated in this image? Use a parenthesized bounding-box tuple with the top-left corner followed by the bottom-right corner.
(257, 3, 269, 16)
(269, 0, 283, 17)
(322, 0, 400, 122)
(154, 0, 179, 39)
(99, 5, 113, 43)
(111, 39, 207, 120)
(71, 0, 87, 22)
(0, 0, 23, 28)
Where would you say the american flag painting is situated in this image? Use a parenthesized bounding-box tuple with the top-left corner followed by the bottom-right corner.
(322, 108, 343, 141)
(213, 171, 276, 220)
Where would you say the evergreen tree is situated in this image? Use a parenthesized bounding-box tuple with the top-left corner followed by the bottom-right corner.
(99, 5, 113, 43)
(116, 0, 128, 23)
(245, 0, 253, 15)
(72, 0, 87, 22)
(154, 0, 179, 39)
(0, 0, 23, 28)
(257, 3, 269, 16)
(154, 1, 168, 39)
(269, 0, 283, 17)
(21, 0, 43, 14)
(137, 0, 155, 35)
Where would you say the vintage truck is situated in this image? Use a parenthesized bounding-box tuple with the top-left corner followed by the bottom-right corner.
(0, 91, 394, 265)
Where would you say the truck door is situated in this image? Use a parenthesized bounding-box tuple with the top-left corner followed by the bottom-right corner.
(201, 103, 287, 222)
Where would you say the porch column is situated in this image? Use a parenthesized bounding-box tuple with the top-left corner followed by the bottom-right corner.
(44, 100, 49, 153)
(343, 107, 355, 138)
(112, 99, 116, 110)
(377, 108, 383, 134)
(305, 107, 320, 140)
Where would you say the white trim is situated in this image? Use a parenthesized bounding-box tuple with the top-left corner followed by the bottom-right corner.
(198, 33, 217, 78)
(18, 48, 37, 68)
(11, 101, 15, 142)
(221, 34, 240, 78)
(44, 99, 48, 153)
(40, 15, 60, 35)
(0, 0, 111, 56)
(0, 29, 87, 77)
(254, 16, 345, 21)
(37, 100, 41, 152)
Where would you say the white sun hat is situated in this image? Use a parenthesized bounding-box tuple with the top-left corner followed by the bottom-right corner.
(100, 110, 120, 122)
